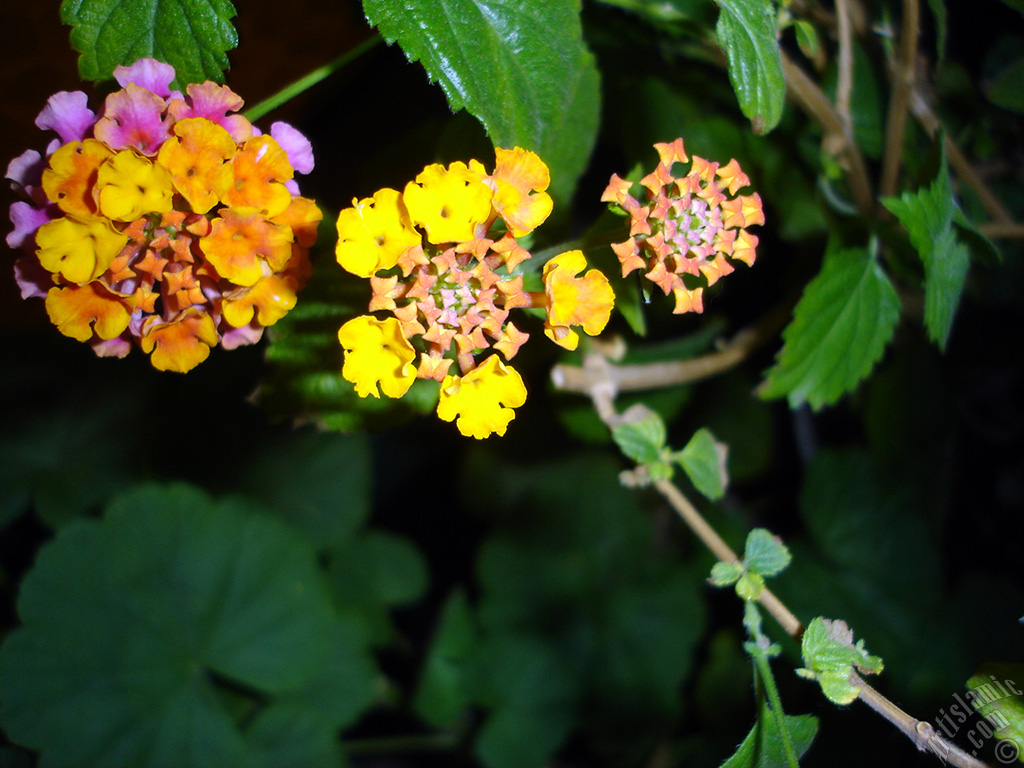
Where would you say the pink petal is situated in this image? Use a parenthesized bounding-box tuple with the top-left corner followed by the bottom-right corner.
(113, 58, 177, 97)
(6, 149, 46, 191)
(167, 82, 252, 143)
(7, 201, 54, 250)
(220, 322, 264, 349)
(35, 91, 96, 144)
(270, 122, 314, 175)
(94, 84, 172, 155)
(13, 256, 54, 299)
(91, 334, 133, 358)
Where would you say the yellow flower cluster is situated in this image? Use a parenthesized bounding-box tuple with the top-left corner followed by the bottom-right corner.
(336, 147, 614, 439)
(7, 59, 320, 372)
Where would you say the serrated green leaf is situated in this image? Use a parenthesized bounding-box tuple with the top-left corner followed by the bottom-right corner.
(799, 617, 884, 705)
(743, 529, 792, 577)
(60, 0, 237, 86)
(0, 482, 345, 768)
(361, 0, 600, 205)
(760, 248, 901, 410)
(713, 0, 786, 134)
(675, 427, 728, 501)
(967, 663, 1024, 760)
(719, 704, 819, 768)
(611, 407, 667, 464)
(735, 571, 766, 601)
(882, 149, 968, 350)
(710, 561, 744, 587)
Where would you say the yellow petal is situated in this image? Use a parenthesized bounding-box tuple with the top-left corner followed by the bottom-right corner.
(403, 161, 492, 244)
(36, 215, 129, 283)
(335, 188, 420, 277)
(337, 315, 417, 399)
(542, 250, 615, 350)
(436, 355, 527, 439)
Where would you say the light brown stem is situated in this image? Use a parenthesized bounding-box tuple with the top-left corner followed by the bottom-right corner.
(653, 477, 805, 638)
(880, 0, 920, 199)
(835, 0, 855, 131)
(853, 674, 993, 768)
(780, 50, 874, 216)
(565, 350, 995, 768)
(551, 305, 787, 395)
(910, 90, 1016, 224)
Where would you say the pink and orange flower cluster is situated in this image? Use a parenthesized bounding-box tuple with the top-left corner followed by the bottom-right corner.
(335, 147, 615, 439)
(7, 58, 320, 372)
(602, 138, 763, 314)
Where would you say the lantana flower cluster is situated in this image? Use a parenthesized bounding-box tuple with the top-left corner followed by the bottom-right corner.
(7, 58, 321, 372)
(602, 138, 763, 314)
(335, 147, 614, 439)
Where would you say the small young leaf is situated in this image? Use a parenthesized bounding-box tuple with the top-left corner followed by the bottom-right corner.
(414, 591, 478, 728)
(798, 617, 884, 705)
(719, 704, 819, 768)
(361, 0, 601, 205)
(760, 248, 901, 410)
(743, 529, 792, 578)
(710, 561, 744, 587)
(794, 19, 820, 59)
(675, 428, 728, 501)
(735, 571, 766, 601)
(611, 406, 668, 464)
(713, 0, 786, 134)
(61, 0, 238, 86)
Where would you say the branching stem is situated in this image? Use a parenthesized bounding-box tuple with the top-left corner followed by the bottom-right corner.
(559, 349, 994, 768)
(880, 0, 920, 199)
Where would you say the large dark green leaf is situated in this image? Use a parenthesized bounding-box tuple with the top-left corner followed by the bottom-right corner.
(360, 0, 601, 204)
(714, 0, 786, 133)
(0, 483, 374, 768)
(760, 248, 901, 409)
(61, 0, 237, 86)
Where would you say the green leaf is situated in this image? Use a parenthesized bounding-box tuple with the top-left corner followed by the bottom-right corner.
(719, 704, 819, 768)
(735, 571, 766, 601)
(986, 56, 1024, 114)
(882, 150, 969, 350)
(967, 663, 1024, 760)
(472, 634, 577, 768)
(60, 0, 237, 86)
(794, 20, 820, 59)
(235, 427, 372, 551)
(713, 0, 786, 134)
(675, 427, 728, 501)
(798, 617, 884, 705)
(414, 591, 478, 728)
(361, 0, 601, 205)
(760, 248, 901, 410)
(924, 0, 947, 61)
(0, 482, 348, 768)
(611, 406, 667, 464)
(710, 561, 744, 587)
(743, 529, 792, 577)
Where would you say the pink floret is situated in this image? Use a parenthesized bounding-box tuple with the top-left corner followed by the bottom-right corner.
(7, 201, 54, 250)
(34, 91, 96, 145)
(167, 82, 252, 143)
(13, 256, 54, 299)
(94, 83, 172, 155)
(271, 122, 315, 175)
(113, 58, 177, 97)
(220, 322, 264, 349)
